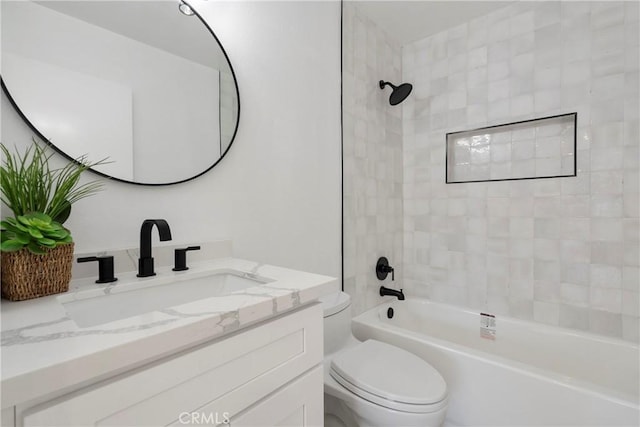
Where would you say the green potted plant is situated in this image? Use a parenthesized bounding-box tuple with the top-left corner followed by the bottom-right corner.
(0, 139, 106, 300)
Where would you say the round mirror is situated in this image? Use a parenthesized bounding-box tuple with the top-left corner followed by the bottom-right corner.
(1, 0, 239, 185)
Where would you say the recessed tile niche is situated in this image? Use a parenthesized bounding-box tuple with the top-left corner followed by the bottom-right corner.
(446, 113, 577, 183)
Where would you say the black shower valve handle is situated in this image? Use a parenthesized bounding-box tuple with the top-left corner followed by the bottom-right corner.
(173, 246, 201, 271)
(380, 264, 395, 280)
(376, 257, 395, 281)
(77, 255, 118, 284)
(386, 265, 395, 281)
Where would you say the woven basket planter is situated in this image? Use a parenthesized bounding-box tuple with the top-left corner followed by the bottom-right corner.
(1, 243, 74, 301)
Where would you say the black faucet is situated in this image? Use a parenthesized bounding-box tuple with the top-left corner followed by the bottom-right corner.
(137, 219, 172, 277)
(380, 286, 405, 300)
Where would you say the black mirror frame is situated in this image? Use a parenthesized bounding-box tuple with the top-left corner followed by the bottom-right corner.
(1, 1, 240, 186)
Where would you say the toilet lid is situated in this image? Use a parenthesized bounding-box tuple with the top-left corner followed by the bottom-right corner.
(319, 292, 351, 317)
(330, 340, 447, 408)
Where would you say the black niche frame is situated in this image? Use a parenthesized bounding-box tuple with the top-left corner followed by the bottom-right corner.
(445, 112, 578, 184)
(1, 0, 240, 187)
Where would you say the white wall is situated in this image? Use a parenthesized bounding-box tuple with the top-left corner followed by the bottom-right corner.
(1, 0, 342, 282)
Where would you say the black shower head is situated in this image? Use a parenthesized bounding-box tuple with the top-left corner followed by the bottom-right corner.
(379, 80, 413, 105)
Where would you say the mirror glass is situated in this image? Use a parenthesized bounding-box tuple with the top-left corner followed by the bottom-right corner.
(1, 0, 239, 185)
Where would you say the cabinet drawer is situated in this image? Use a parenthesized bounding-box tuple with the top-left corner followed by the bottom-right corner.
(22, 304, 322, 427)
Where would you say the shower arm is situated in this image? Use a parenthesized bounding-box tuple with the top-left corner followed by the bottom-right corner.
(379, 80, 396, 90)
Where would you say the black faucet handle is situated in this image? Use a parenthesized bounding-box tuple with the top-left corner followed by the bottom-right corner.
(77, 256, 118, 284)
(173, 246, 201, 271)
(376, 257, 395, 281)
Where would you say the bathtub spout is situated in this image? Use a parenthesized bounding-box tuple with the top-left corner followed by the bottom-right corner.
(380, 286, 405, 300)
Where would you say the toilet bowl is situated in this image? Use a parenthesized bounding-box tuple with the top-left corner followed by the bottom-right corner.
(320, 292, 448, 427)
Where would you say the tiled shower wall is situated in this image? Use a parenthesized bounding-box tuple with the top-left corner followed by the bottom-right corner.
(402, 1, 639, 341)
(343, 2, 404, 315)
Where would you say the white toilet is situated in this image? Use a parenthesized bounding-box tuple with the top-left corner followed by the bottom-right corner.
(320, 292, 448, 427)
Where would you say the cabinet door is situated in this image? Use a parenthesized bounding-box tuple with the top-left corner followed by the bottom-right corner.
(231, 366, 323, 427)
(21, 304, 322, 427)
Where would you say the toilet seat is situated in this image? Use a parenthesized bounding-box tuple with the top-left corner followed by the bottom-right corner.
(329, 339, 447, 414)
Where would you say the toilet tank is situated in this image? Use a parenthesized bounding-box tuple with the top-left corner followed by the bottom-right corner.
(319, 292, 352, 355)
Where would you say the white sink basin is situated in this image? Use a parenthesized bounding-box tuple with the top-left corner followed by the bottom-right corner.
(60, 269, 272, 328)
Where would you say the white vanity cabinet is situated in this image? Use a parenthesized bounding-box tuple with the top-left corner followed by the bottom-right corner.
(231, 365, 322, 426)
(13, 304, 323, 427)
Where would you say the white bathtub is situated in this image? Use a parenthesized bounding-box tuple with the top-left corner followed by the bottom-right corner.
(352, 298, 639, 427)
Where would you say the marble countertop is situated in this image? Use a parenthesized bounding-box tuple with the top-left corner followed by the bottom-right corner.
(1, 257, 337, 407)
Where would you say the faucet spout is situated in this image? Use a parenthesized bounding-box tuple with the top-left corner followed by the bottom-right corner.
(379, 286, 405, 300)
(138, 219, 172, 277)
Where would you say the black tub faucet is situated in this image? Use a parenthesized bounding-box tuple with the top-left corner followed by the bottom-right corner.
(380, 286, 405, 300)
(137, 219, 172, 277)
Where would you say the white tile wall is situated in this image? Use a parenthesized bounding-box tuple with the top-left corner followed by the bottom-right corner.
(402, 1, 640, 342)
(343, 2, 404, 315)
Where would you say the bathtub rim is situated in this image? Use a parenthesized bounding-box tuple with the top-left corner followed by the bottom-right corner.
(375, 297, 638, 349)
(352, 298, 640, 410)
